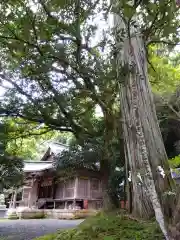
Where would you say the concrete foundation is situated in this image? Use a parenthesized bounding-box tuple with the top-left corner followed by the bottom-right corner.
(10, 209, 98, 220)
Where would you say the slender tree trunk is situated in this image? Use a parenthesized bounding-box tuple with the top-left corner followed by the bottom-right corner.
(9, 192, 13, 208)
(100, 161, 113, 210)
(100, 110, 116, 210)
(12, 189, 17, 209)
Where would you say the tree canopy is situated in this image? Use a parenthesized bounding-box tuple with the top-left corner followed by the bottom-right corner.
(0, 0, 117, 141)
(0, 0, 178, 158)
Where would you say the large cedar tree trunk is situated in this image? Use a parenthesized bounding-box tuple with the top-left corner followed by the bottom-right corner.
(113, 7, 175, 223)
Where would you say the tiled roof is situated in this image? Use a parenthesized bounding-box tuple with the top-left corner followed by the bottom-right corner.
(23, 161, 53, 172)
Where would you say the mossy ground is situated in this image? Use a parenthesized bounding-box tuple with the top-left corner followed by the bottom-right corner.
(34, 212, 163, 240)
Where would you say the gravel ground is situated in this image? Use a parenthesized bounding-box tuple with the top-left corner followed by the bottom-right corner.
(0, 219, 83, 240)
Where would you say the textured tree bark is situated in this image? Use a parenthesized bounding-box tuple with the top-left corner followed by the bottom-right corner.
(101, 162, 114, 210)
(121, 76, 154, 218)
(113, 6, 175, 239)
(114, 11, 175, 215)
(128, 60, 169, 239)
(169, 188, 180, 239)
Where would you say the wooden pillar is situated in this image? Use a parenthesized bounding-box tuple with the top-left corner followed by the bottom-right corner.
(37, 179, 41, 200)
(73, 177, 78, 210)
(63, 182, 65, 199)
(28, 189, 31, 208)
(9, 192, 13, 208)
(88, 178, 91, 198)
(74, 177, 78, 199)
(73, 199, 76, 210)
(28, 177, 34, 208)
(12, 189, 17, 208)
(52, 177, 57, 199)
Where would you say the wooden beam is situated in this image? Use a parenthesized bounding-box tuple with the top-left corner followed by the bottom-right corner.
(12, 189, 17, 208)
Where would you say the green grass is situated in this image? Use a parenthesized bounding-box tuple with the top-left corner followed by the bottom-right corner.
(34, 212, 163, 240)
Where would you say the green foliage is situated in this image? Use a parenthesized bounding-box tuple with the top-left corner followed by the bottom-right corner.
(153, 77, 180, 158)
(169, 155, 180, 168)
(6, 130, 60, 160)
(147, 50, 180, 158)
(0, 0, 178, 163)
(149, 48, 180, 94)
(170, 53, 180, 67)
(6, 137, 41, 160)
(0, 122, 23, 190)
(0, 0, 115, 143)
(0, 0, 177, 137)
(0, 117, 66, 160)
(0, 0, 178, 214)
(113, 0, 180, 44)
(34, 213, 163, 240)
(34, 233, 56, 240)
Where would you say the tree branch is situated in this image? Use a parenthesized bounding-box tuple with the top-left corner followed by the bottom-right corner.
(0, 108, 74, 133)
(144, 10, 160, 41)
(9, 129, 52, 140)
(0, 109, 44, 124)
(48, 52, 107, 112)
(160, 95, 180, 120)
(144, 0, 177, 42)
(147, 39, 180, 47)
(0, 34, 43, 56)
(38, 0, 55, 19)
(0, 73, 35, 103)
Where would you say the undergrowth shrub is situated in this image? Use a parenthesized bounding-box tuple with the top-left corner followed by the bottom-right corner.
(35, 212, 163, 240)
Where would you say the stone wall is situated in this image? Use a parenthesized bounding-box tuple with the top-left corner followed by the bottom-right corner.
(14, 209, 97, 220)
(45, 209, 97, 219)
